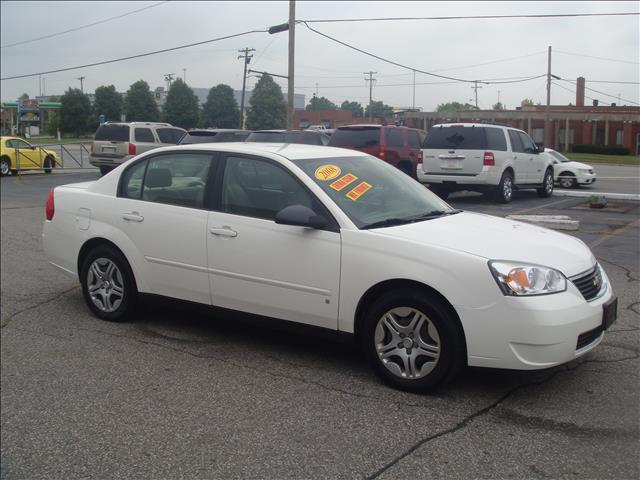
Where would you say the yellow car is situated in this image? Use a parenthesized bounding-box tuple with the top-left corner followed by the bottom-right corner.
(0, 136, 60, 176)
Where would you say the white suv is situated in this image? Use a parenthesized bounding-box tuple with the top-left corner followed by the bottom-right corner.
(417, 123, 554, 203)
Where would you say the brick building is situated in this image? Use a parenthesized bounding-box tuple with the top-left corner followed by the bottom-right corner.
(293, 109, 392, 129)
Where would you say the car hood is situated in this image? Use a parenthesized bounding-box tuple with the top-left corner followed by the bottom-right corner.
(554, 161, 592, 170)
(373, 211, 595, 277)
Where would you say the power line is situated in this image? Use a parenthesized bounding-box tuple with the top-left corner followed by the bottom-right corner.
(555, 50, 640, 65)
(1, 1, 171, 49)
(299, 12, 639, 23)
(551, 81, 611, 106)
(0, 29, 267, 81)
(302, 21, 546, 85)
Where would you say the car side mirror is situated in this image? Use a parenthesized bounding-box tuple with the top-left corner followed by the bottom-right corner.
(275, 205, 328, 229)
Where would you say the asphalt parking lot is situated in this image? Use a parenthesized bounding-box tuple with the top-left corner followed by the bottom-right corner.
(1, 170, 639, 479)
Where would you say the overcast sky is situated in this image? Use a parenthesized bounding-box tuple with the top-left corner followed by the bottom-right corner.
(1, 1, 638, 111)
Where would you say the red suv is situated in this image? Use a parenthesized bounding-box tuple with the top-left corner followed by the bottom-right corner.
(328, 125, 425, 178)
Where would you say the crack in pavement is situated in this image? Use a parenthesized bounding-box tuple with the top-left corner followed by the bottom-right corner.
(598, 258, 639, 283)
(0, 286, 79, 329)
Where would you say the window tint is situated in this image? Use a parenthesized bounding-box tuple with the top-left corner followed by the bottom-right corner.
(121, 160, 147, 200)
(485, 127, 507, 151)
(135, 128, 155, 143)
(518, 131, 537, 153)
(221, 156, 313, 221)
(329, 127, 380, 148)
(386, 128, 403, 148)
(180, 133, 219, 144)
(423, 126, 486, 150)
(140, 154, 211, 209)
(94, 124, 130, 141)
(245, 132, 286, 142)
(157, 128, 185, 144)
(508, 130, 524, 153)
(407, 130, 421, 149)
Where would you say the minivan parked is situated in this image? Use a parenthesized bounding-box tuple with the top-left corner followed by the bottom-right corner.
(90, 122, 186, 175)
(417, 123, 554, 203)
(328, 125, 424, 178)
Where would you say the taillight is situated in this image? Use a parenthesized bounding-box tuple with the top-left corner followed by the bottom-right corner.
(483, 151, 495, 166)
(45, 188, 55, 220)
(90, 143, 95, 154)
(128, 143, 136, 155)
(418, 150, 424, 164)
(379, 147, 385, 160)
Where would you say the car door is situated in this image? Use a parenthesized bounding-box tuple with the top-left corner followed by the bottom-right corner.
(518, 131, 544, 182)
(507, 130, 529, 183)
(116, 151, 215, 304)
(206, 153, 341, 329)
(13, 139, 42, 170)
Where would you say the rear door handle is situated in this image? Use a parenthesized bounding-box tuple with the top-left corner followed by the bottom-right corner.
(210, 226, 238, 238)
(122, 212, 144, 222)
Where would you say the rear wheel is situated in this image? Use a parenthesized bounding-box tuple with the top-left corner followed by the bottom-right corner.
(99, 166, 113, 176)
(80, 245, 138, 322)
(0, 157, 9, 177)
(494, 171, 514, 203)
(360, 289, 465, 392)
(537, 168, 554, 197)
(558, 172, 577, 189)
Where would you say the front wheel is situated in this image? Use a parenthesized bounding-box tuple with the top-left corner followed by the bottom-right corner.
(360, 289, 465, 392)
(558, 172, 577, 189)
(0, 157, 9, 177)
(537, 168, 554, 197)
(44, 156, 54, 174)
(80, 245, 138, 322)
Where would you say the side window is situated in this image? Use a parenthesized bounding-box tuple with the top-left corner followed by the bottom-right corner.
(518, 132, 537, 153)
(221, 156, 314, 221)
(171, 128, 186, 143)
(156, 128, 183, 144)
(386, 128, 403, 148)
(407, 130, 421, 149)
(508, 130, 525, 153)
(135, 128, 155, 143)
(121, 160, 148, 199)
(15, 140, 31, 149)
(141, 154, 211, 209)
(485, 128, 507, 151)
(5, 139, 16, 148)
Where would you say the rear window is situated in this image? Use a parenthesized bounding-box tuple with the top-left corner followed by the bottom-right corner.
(423, 126, 486, 150)
(485, 127, 507, 151)
(246, 132, 287, 142)
(329, 127, 380, 148)
(180, 132, 219, 144)
(407, 130, 422, 149)
(94, 124, 130, 142)
(157, 128, 186, 144)
(386, 128, 403, 148)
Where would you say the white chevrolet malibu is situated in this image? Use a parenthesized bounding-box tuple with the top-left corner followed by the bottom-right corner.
(43, 143, 617, 392)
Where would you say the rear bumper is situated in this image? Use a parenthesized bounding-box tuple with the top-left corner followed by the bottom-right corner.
(89, 154, 131, 167)
(417, 164, 502, 187)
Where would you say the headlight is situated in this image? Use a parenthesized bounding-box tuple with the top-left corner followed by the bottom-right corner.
(489, 261, 567, 296)
(579, 168, 593, 174)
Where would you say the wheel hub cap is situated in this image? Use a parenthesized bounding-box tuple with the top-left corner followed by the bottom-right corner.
(87, 257, 124, 313)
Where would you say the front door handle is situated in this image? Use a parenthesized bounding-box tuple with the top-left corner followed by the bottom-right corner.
(210, 226, 238, 238)
(122, 211, 144, 222)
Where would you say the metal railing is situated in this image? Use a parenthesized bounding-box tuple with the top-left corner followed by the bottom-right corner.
(7, 143, 95, 172)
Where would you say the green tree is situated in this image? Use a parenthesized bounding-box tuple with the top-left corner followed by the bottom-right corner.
(521, 98, 535, 107)
(340, 100, 364, 117)
(202, 84, 240, 128)
(162, 78, 199, 129)
(46, 110, 60, 136)
(306, 96, 337, 111)
(19, 93, 29, 101)
(364, 101, 394, 119)
(93, 85, 122, 124)
(124, 80, 159, 122)
(492, 102, 505, 111)
(60, 88, 91, 136)
(436, 101, 478, 112)
(246, 74, 286, 130)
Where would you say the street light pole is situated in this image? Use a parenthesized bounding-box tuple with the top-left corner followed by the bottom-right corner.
(287, 0, 295, 129)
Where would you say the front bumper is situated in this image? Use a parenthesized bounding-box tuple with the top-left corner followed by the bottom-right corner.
(576, 171, 597, 185)
(460, 267, 615, 370)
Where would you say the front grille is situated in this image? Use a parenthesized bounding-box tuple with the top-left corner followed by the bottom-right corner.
(570, 265, 603, 301)
(577, 323, 603, 350)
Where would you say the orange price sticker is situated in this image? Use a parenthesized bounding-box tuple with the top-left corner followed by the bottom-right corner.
(330, 173, 358, 191)
(346, 181, 372, 201)
(314, 164, 342, 181)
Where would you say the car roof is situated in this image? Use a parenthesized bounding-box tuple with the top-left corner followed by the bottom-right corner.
(187, 129, 248, 133)
(431, 122, 508, 129)
(153, 142, 364, 161)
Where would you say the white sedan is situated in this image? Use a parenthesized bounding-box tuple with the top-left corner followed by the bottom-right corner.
(543, 148, 597, 188)
(42, 143, 617, 392)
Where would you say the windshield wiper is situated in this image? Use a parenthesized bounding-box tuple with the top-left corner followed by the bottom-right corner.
(361, 210, 461, 230)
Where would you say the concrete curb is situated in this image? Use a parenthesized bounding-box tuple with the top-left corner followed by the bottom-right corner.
(553, 190, 640, 201)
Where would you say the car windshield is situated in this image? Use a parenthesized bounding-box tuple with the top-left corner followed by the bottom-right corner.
(295, 155, 457, 229)
(548, 150, 571, 163)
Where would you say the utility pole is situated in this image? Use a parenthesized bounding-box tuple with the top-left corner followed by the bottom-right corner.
(42, 77, 46, 96)
(364, 71, 377, 122)
(183, 68, 187, 83)
(287, 0, 295, 130)
(164, 73, 175, 91)
(78, 76, 85, 94)
(545, 45, 552, 147)
(315, 82, 319, 97)
(238, 47, 255, 129)
(471, 80, 482, 109)
(39, 74, 42, 97)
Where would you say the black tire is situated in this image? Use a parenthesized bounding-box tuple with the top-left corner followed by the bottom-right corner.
(0, 157, 9, 177)
(429, 184, 450, 200)
(44, 156, 53, 174)
(494, 170, 514, 203)
(558, 171, 577, 189)
(10, 169, 18, 177)
(537, 168, 554, 198)
(80, 244, 138, 322)
(397, 161, 416, 179)
(99, 166, 113, 176)
(360, 288, 466, 392)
